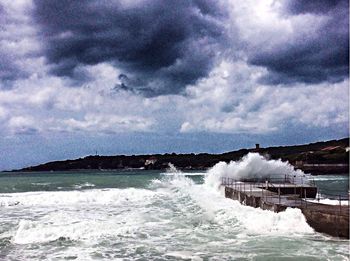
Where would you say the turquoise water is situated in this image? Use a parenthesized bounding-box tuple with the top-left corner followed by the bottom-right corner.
(312, 174, 349, 198)
(0, 170, 165, 193)
(0, 170, 348, 260)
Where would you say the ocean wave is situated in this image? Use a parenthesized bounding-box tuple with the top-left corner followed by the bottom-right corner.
(311, 176, 348, 181)
(2, 172, 345, 260)
(307, 198, 349, 205)
(0, 188, 156, 207)
(30, 182, 52, 186)
(73, 182, 96, 189)
(205, 153, 311, 188)
(161, 172, 205, 176)
(151, 174, 314, 236)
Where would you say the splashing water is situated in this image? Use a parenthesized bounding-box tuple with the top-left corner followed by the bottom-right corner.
(166, 162, 182, 174)
(0, 170, 348, 260)
(205, 153, 310, 188)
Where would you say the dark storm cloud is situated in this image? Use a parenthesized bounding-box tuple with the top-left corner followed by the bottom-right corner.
(0, 6, 28, 86)
(33, 0, 228, 95)
(249, 0, 349, 85)
(284, 0, 340, 15)
(0, 54, 22, 82)
(0, 6, 16, 83)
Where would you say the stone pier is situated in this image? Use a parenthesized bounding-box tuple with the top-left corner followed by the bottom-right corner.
(222, 181, 349, 238)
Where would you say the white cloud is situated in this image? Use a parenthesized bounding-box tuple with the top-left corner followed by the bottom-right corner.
(61, 114, 154, 133)
(179, 60, 349, 134)
(0, 0, 347, 139)
(0, 106, 7, 120)
(8, 115, 38, 134)
(0, 55, 347, 137)
(0, 0, 43, 84)
(0, 64, 158, 135)
(229, 0, 326, 53)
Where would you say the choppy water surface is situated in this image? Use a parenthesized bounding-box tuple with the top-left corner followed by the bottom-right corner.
(0, 170, 348, 260)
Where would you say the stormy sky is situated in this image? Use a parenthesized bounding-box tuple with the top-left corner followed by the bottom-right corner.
(0, 0, 348, 170)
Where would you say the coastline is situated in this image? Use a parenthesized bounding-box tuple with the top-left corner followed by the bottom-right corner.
(10, 137, 349, 175)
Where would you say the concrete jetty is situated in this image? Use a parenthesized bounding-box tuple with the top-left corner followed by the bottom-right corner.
(221, 177, 349, 238)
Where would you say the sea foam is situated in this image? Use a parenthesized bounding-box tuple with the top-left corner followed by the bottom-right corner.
(205, 153, 310, 188)
(0, 188, 156, 207)
(1, 167, 347, 260)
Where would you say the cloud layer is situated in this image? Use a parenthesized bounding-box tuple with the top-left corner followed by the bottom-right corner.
(0, 0, 348, 169)
(248, 0, 349, 85)
(32, 0, 228, 95)
(31, 0, 349, 92)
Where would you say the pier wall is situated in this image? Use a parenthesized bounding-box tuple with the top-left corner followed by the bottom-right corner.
(224, 185, 349, 239)
(225, 187, 261, 208)
(301, 208, 349, 238)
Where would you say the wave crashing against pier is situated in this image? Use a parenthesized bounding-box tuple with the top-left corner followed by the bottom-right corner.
(206, 153, 349, 238)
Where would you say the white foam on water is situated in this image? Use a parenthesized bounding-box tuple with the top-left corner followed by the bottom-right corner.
(7, 188, 163, 246)
(161, 172, 205, 176)
(205, 153, 310, 188)
(153, 171, 314, 236)
(307, 198, 349, 205)
(12, 211, 145, 244)
(165, 251, 203, 261)
(0, 187, 156, 207)
(166, 162, 183, 174)
(2, 166, 348, 260)
(5, 173, 314, 249)
(233, 205, 313, 235)
(312, 176, 348, 181)
(30, 182, 51, 186)
(73, 182, 96, 189)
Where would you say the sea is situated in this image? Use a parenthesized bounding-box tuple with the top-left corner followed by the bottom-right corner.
(0, 168, 348, 260)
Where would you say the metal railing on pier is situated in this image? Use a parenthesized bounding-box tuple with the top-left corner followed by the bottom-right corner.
(221, 177, 349, 214)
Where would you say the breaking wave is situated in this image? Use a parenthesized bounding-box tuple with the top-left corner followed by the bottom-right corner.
(1, 173, 314, 247)
(205, 153, 310, 188)
(1, 166, 347, 260)
(0, 188, 155, 207)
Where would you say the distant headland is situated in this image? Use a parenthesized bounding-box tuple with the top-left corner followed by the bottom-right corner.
(13, 138, 349, 175)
